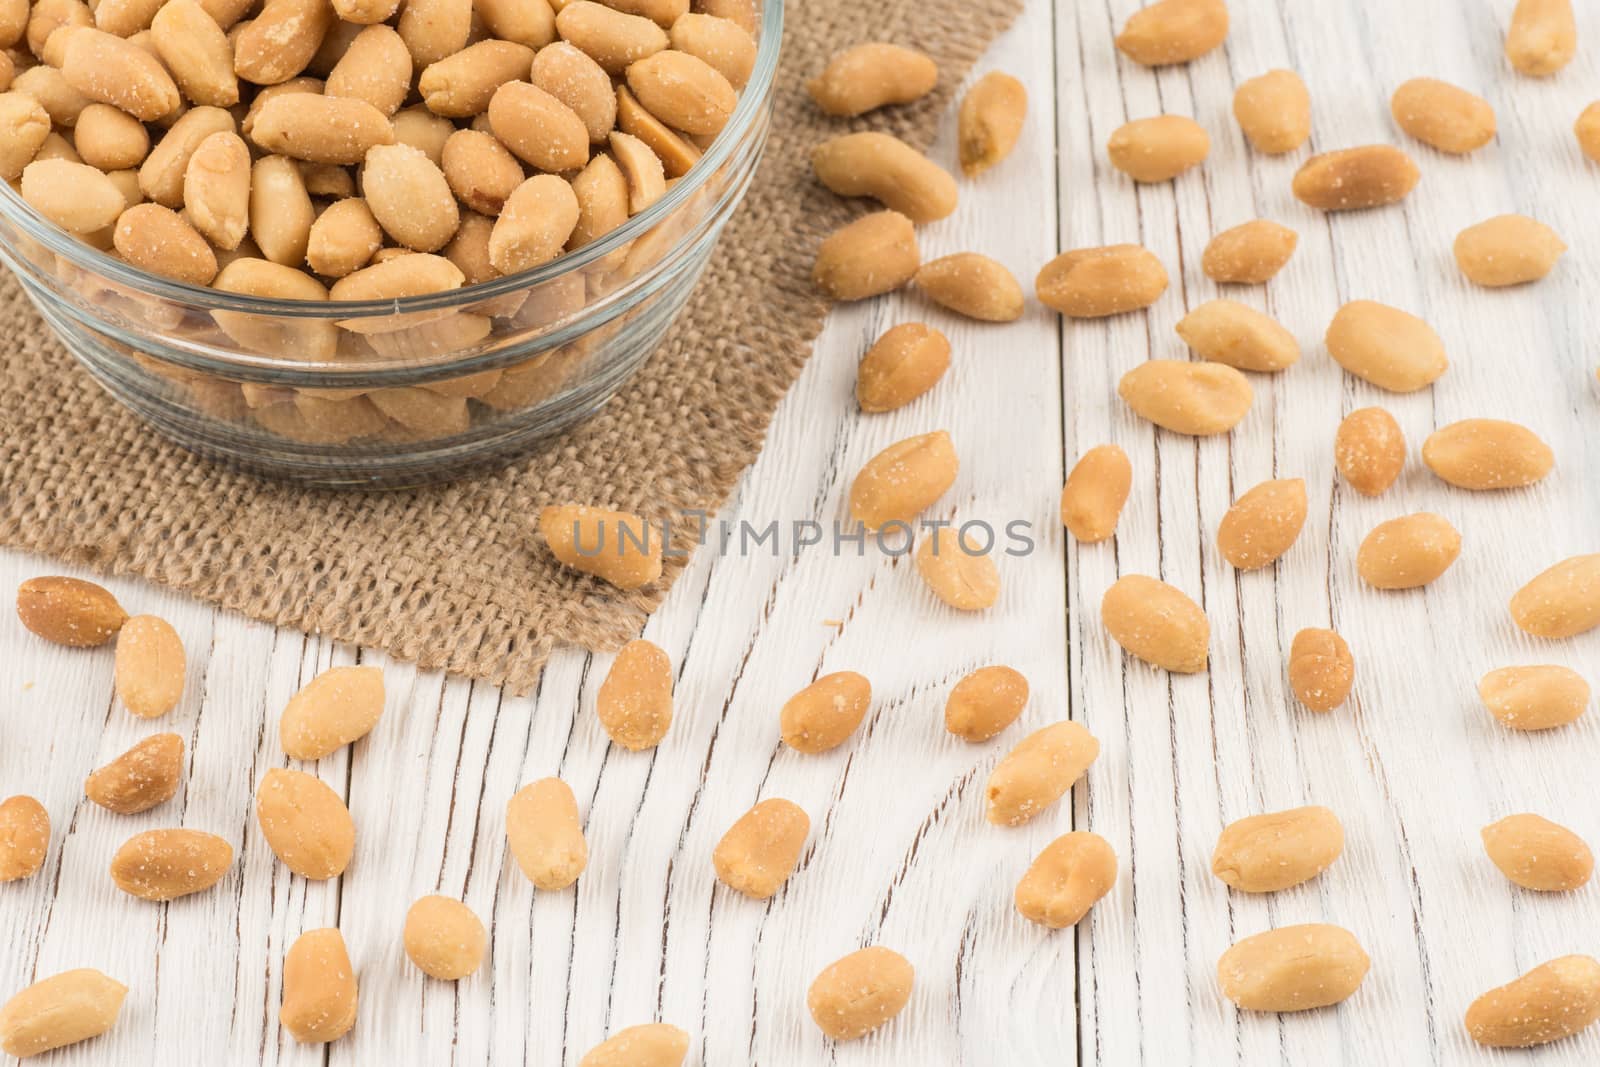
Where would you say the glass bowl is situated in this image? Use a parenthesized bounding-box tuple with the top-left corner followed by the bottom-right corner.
(0, 2, 781, 488)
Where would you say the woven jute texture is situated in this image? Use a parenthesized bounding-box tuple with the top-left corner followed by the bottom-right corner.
(0, 0, 1022, 694)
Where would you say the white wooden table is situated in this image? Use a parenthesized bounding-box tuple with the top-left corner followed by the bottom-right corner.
(4, 1, 1600, 1063)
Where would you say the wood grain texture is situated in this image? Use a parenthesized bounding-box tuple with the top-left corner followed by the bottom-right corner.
(2, 0, 1599, 1063)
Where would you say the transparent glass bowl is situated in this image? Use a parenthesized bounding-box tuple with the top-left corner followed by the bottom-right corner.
(0, 3, 781, 488)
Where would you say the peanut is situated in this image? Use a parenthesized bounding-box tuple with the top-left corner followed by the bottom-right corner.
(505, 777, 588, 890)
(488, 80, 590, 172)
(1576, 101, 1600, 163)
(0, 90, 50, 180)
(111, 613, 186, 717)
(183, 130, 250, 250)
(1101, 574, 1209, 673)
(1060, 444, 1131, 543)
(1479, 665, 1589, 731)
(944, 665, 1028, 742)
(213, 259, 337, 358)
(812, 210, 919, 301)
(779, 671, 871, 754)
(95, 0, 163, 36)
(1218, 925, 1370, 1012)
(669, 13, 754, 88)
(580, 1024, 691, 1067)
(325, 24, 410, 116)
(329, 251, 465, 302)
(1482, 813, 1593, 891)
(1288, 628, 1354, 712)
(403, 895, 486, 980)
(114, 204, 219, 286)
(810, 131, 957, 223)
(1217, 478, 1307, 570)
(608, 131, 665, 214)
(1232, 69, 1310, 154)
(440, 129, 525, 217)
(915, 525, 1001, 611)
(281, 928, 358, 1044)
(13, 66, 90, 129)
(363, 142, 459, 252)
(1292, 146, 1420, 212)
(21, 159, 125, 234)
(474, 0, 553, 46)
(570, 152, 630, 251)
(419, 39, 534, 118)
(307, 197, 382, 277)
(1107, 114, 1209, 182)
(847, 430, 958, 530)
(1015, 831, 1116, 929)
(1453, 214, 1565, 287)
(531, 41, 616, 142)
(255, 768, 355, 879)
(110, 827, 233, 905)
(958, 70, 1026, 176)
(1466, 956, 1600, 1047)
(16, 575, 127, 646)
(1175, 299, 1299, 372)
(74, 103, 150, 171)
(0, 970, 126, 1058)
(397, 0, 470, 66)
(856, 323, 950, 413)
(139, 105, 234, 207)
(1505, 0, 1576, 77)
(1510, 554, 1600, 639)
(279, 665, 384, 760)
(539, 505, 663, 590)
(806, 42, 936, 117)
(1115, 0, 1228, 66)
(1035, 244, 1167, 317)
(0, 796, 48, 881)
(150, 0, 237, 108)
(986, 720, 1099, 826)
(1355, 512, 1461, 590)
(250, 155, 314, 266)
(252, 95, 395, 165)
(556, 2, 667, 76)
(1202, 219, 1298, 284)
(604, 0, 687, 27)
(235, 0, 330, 84)
(616, 84, 700, 176)
(597, 639, 673, 750)
(490, 174, 580, 273)
(711, 797, 808, 899)
(1422, 418, 1553, 490)
(1334, 407, 1405, 496)
(1325, 300, 1447, 392)
(1211, 806, 1343, 892)
(85, 733, 184, 814)
(806, 947, 913, 1041)
(626, 49, 736, 137)
(914, 252, 1023, 321)
(25, 0, 90, 58)
(1391, 77, 1494, 154)
(389, 103, 454, 163)
(1117, 360, 1253, 436)
(61, 28, 179, 121)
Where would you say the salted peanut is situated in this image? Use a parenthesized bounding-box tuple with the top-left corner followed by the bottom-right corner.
(0, 796, 48, 881)
(478, 0, 555, 49)
(1211, 806, 1342, 892)
(398, 0, 471, 67)
(616, 86, 700, 177)
(958, 71, 1026, 176)
(252, 95, 394, 166)
(1293, 146, 1419, 211)
(114, 204, 218, 286)
(856, 322, 949, 413)
(403, 895, 486, 980)
(1202, 220, 1298, 284)
(74, 104, 149, 171)
(806, 42, 936, 117)
(1118, 360, 1253, 436)
(489, 173, 581, 274)
(33, 131, 82, 165)
(16, 575, 126, 646)
(1107, 115, 1209, 182)
(1482, 814, 1593, 891)
(580, 1024, 690, 1067)
(1115, 0, 1227, 65)
(201, 0, 256, 29)
(669, 13, 754, 89)
(235, 0, 331, 85)
(0, 969, 126, 1058)
(1577, 102, 1600, 163)
(84, 733, 184, 814)
(94, 0, 163, 36)
(12, 66, 90, 129)
(986, 720, 1099, 826)
(1466, 956, 1600, 1047)
(0, 91, 49, 180)
(556, 2, 667, 75)
(330, 251, 464, 304)
(1036, 244, 1167, 317)
(780, 671, 871, 754)
(325, 25, 410, 117)
(1288, 628, 1354, 712)
(488, 81, 590, 173)
(848, 430, 957, 530)
(20, 159, 125, 235)
(944, 665, 1027, 742)
(812, 210, 919, 302)
(0, 0, 20, 46)
(255, 767, 355, 879)
(626, 49, 735, 137)
(441, 130, 525, 217)
(61, 29, 179, 121)
(1232, 69, 1311, 154)
(419, 39, 533, 119)
(608, 131, 666, 214)
(695, 0, 756, 32)
(107, 169, 145, 209)
(281, 929, 358, 1044)
(531, 41, 616, 143)
(179, 131, 249, 250)
(1511, 554, 1600, 639)
(1061, 445, 1131, 543)
(1334, 408, 1405, 496)
(1391, 77, 1494, 154)
(306, 197, 381, 277)
(112, 614, 186, 718)
(250, 155, 314, 266)
(914, 253, 1023, 322)
(1176, 300, 1298, 372)
(1015, 831, 1116, 928)
(139, 105, 234, 207)
(1423, 418, 1553, 490)
(362, 143, 459, 253)
(280, 665, 384, 759)
(569, 153, 629, 251)
(1355, 512, 1461, 590)
(1453, 214, 1565, 288)
(213, 259, 338, 358)
(1505, 0, 1576, 77)
(807, 947, 913, 1041)
(25, 0, 90, 58)
(597, 639, 673, 750)
(539, 504, 663, 590)
(149, 0, 236, 108)
(712, 797, 808, 898)
(391, 105, 457, 164)
(1218, 925, 1370, 1012)
(1325, 300, 1447, 392)
(506, 777, 587, 890)
(915, 526, 1000, 611)
(1480, 666, 1589, 731)
(1217, 478, 1306, 571)
(1102, 574, 1208, 672)
(109, 828, 232, 900)
(290, 394, 388, 442)
(810, 132, 956, 224)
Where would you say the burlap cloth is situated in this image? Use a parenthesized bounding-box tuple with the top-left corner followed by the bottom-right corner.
(0, 0, 1022, 693)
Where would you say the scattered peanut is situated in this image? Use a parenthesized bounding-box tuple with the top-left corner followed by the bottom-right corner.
(109, 827, 232, 901)
(84, 733, 184, 814)
(540, 505, 664, 591)
(16, 576, 126, 647)
(915, 525, 1001, 611)
(1334, 408, 1406, 496)
(580, 1024, 691, 1067)
(1216, 478, 1307, 570)
(1355, 513, 1462, 590)
(281, 928, 358, 1044)
(111, 614, 185, 718)
(1060, 444, 1131, 543)
(255, 768, 356, 880)
(1325, 300, 1448, 392)
(810, 132, 957, 223)
(1036, 244, 1167, 317)
(0, 796, 48, 881)
(1201, 220, 1298, 284)
(1217, 925, 1370, 1012)
(506, 777, 588, 890)
(1576, 102, 1600, 163)
(0, 970, 126, 1059)
(1505, 0, 1577, 77)
(1466, 956, 1600, 1047)
(1175, 300, 1300, 372)
(856, 323, 950, 413)
(1479, 665, 1590, 731)
(712, 797, 809, 899)
(1288, 628, 1355, 712)
(1211, 806, 1344, 892)
(806, 946, 914, 1041)
(944, 665, 1028, 742)
(1115, 0, 1229, 66)
(1232, 69, 1311, 154)
(914, 253, 1023, 321)
(805, 43, 936, 117)
(1422, 418, 1553, 490)
(1453, 214, 1566, 287)
(1510, 554, 1600, 638)
(779, 671, 872, 754)
(279, 665, 385, 760)
(812, 210, 920, 301)
(1482, 813, 1593, 891)
(1117, 360, 1254, 436)
(1014, 831, 1116, 929)
(1107, 114, 1209, 182)
(958, 71, 1026, 176)
(597, 639, 673, 750)
(403, 895, 486, 980)
(1292, 146, 1420, 212)
(985, 720, 1099, 826)
(1102, 575, 1209, 673)
(1391, 78, 1495, 154)
(847, 430, 958, 530)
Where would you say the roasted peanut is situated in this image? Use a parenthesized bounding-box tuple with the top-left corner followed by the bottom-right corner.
(1479, 665, 1589, 731)
(913, 253, 1023, 321)
(307, 197, 382, 277)
(0, 796, 48, 881)
(1232, 69, 1310, 154)
(329, 251, 464, 301)
(570, 152, 630, 251)
(114, 204, 219, 285)
(1216, 478, 1306, 570)
(111, 613, 185, 717)
(1118, 360, 1253, 436)
(440, 129, 525, 217)
(1325, 300, 1447, 392)
(1176, 300, 1299, 372)
(856, 323, 949, 413)
(1288, 628, 1354, 712)
(806, 947, 913, 1041)
(626, 49, 736, 137)
(1293, 146, 1420, 212)
(325, 24, 410, 116)
(213, 259, 337, 357)
(1511, 554, 1600, 639)
(0, 90, 49, 179)
(1422, 418, 1553, 489)
(608, 130, 665, 214)
(1107, 114, 1208, 182)
(403, 895, 486, 980)
(1466, 956, 1600, 1047)
(109, 828, 231, 901)
(21, 159, 125, 234)
(1482, 813, 1592, 891)
(397, 0, 470, 66)
(0, 970, 126, 1058)
(779, 671, 871, 754)
(847, 430, 957, 529)
(475, 0, 553, 47)
(1218, 925, 1370, 1012)
(490, 174, 580, 273)
(616, 85, 699, 176)
(281, 928, 358, 1044)
(1060, 444, 1131, 543)
(150, 0, 237, 108)
(1035, 244, 1167, 317)
(531, 41, 616, 142)
(25, 0, 90, 59)
(539, 505, 663, 590)
(986, 720, 1099, 826)
(958, 70, 1026, 176)
(182, 130, 250, 250)
(13, 66, 89, 128)
(363, 142, 459, 252)
(16, 575, 126, 646)
(1115, 0, 1227, 66)
(488, 80, 590, 172)
(1212, 806, 1343, 892)
(810, 132, 957, 223)
(1202, 219, 1298, 284)
(389, 103, 454, 163)
(250, 155, 314, 266)
(579, 1025, 689, 1067)
(1334, 407, 1405, 495)
(1101, 574, 1208, 673)
(597, 639, 673, 750)
(255, 768, 355, 879)
(712, 797, 808, 899)
(1391, 77, 1494, 154)
(1576, 102, 1600, 163)
(252, 95, 394, 165)
(670, 13, 755, 88)
(506, 777, 587, 890)
(945, 665, 1028, 742)
(279, 665, 384, 760)
(556, 2, 667, 76)
(812, 210, 919, 301)
(61, 29, 179, 121)
(85, 733, 184, 814)
(74, 103, 149, 171)
(140, 105, 235, 207)
(1505, 0, 1576, 77)
(1015, 831, 1116, 929)
(915, 525, 1000, 611)
(1453, 214, 1565, 287)
(419, 39, 534, 118)
(1356, 512, 1461, 590)
(95, 0, 163, 36)
(806, 42, 935, 117)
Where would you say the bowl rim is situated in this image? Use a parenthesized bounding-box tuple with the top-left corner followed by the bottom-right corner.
(0, 0, 784, 318)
